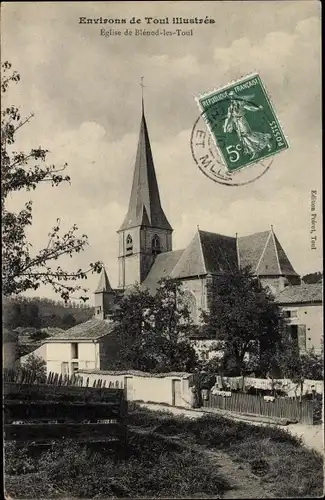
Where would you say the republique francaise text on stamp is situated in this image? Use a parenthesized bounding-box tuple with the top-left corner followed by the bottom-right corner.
(192, 73, 289, 185)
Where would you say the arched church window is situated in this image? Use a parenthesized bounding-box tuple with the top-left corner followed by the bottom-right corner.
(152, 234, 161, 255)
(126, 234, 133, 255)
(183, 290, 198, 324)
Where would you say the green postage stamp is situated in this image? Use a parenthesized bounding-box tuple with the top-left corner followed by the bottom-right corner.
(197, 73, 289, 173)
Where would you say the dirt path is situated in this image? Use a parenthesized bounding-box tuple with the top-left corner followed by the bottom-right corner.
(131, 426, 274, 499)
(138, 402, 324, 455)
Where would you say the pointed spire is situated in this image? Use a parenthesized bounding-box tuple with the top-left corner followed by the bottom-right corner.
(119, 98, 172, 232)
(95, 267, 113, 293)
(140, 76, 145, 115)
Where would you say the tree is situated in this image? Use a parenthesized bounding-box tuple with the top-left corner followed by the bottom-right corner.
(61, 313, 77, 330)
(20, 354, 47, 383)
(1, 62, 101, 301)
(301, 272, 322, 284)
(201, 267, 286, 376)
(111, 279, 198, 373)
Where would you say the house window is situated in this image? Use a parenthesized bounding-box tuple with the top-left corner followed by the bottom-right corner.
(290, 310, 298, 318)
(152, 234, 161, 255)
(71, 343, 78, 359)
(61, 362, 69, 375)
(297, 325, 307, 351)
(71, 362, 79, 373)
(126, 234, 133, 255)
(289, 325, 298, 342)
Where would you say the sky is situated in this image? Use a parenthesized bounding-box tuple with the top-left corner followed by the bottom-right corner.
(2, 1, 322, 302)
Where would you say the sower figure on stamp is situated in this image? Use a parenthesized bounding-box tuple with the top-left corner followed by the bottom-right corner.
(223, 91, 272, 160)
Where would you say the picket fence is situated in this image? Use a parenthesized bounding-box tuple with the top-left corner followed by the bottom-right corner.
(203, 391, 314, 425)
(4, 368, 127, 444)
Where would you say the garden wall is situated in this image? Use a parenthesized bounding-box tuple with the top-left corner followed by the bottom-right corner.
(77, 369, 193, 408)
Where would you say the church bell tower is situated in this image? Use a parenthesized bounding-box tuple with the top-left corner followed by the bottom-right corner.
(117, 85, 173, 289)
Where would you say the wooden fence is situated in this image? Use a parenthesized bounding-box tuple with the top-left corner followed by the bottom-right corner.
(203, 391, 314, 424)
(4, 368, 127, 444)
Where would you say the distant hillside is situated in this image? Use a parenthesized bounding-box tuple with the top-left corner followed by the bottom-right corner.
(3, 296, 94, 331)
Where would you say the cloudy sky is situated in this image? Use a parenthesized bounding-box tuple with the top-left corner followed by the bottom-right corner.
(2, 1, 322, 301)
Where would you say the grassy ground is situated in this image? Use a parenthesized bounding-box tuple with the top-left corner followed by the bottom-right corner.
(127, 405, 324, 498)
(5, 433, 229, 499)
(5, 406, 323, 499)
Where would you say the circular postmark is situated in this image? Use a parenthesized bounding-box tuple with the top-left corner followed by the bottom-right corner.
(190, 97, 273, 187)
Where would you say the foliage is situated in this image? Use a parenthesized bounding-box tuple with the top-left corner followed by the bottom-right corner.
(111, 279, 199, 373)
(29, 330, 51, 341)
(61, 312, 77, 329)
(1, 62, 102, 301)
(3, 295, 94, 330)
(301, 271, 322, 284)
(3, 300, 41, 329)
(300, 349, 324, 380)
(201, 267, 286, 376)
(20, 353, 47, 382)
(275, 335, 324, 381)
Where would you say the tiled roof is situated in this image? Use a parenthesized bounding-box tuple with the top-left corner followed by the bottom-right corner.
(170, 230, 238, 279)
(95, 267, 113, 293)
(275, 283, 323, 304)
(142, 249, 184, 294)
(200, 230, 238, 274)
(78, 369, 192, 379)
(238, 229, 298, 276)
(273, 234, 298, 275)
(238, 230, 270, 270)
(41, 327, 65, 336)
(142, 228, 298, 293)
(45, 319, 116, 341)
(170, 231, 206, 279)
(119, 111, 172, 232)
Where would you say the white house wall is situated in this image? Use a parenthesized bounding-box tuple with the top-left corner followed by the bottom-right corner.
(46, 342, 99, 375)
(282, 303, 323, 352)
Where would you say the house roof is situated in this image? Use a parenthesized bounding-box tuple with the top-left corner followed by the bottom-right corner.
(95, 267, 113, 293)
(170, 229, 238, 279)
(119, 110, 172, 232)
(141, 249, 184, 294)
(238, 228, 298, 276)
(275, 283, 323, 304)
(78, 369, 192, 379)
(141, 227, 298, 293)
(45, 319, 116, 342)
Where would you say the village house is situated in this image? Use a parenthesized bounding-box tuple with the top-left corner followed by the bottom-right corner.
(36, 319, 119, 375)
(275, 282, 323, 353)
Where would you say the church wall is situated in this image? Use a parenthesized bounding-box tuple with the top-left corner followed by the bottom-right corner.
(140, 227, 172, 254)
(124, 254, 142, 286)
(260, 276, 289, 295)
(180, 277, 208, 324)
(118, 226, 173, 287)
(94, 292, 115, 320)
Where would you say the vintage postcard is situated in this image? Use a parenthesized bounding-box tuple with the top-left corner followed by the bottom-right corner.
(2, 1, 323, 499)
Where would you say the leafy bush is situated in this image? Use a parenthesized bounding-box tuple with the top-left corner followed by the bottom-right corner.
(20, 354, 46, 383)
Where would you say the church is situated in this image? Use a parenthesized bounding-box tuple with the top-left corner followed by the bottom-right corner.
(93, 102, 301, 324)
